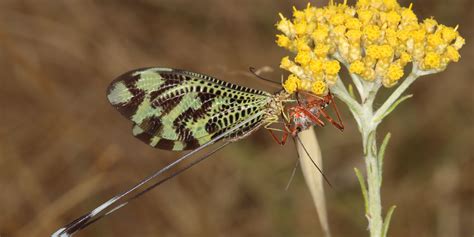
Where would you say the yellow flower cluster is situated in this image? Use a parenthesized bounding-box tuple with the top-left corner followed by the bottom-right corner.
(276, 0, 465, 93)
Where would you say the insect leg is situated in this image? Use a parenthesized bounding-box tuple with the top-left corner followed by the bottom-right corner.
(267, 129, 290, 145)
(318, 109, 344, 131)
(328, 92, 345, 130)
(298, 107, 326, 127)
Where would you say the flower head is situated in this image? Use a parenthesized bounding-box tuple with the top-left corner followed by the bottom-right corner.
(276, 0, 465, 94)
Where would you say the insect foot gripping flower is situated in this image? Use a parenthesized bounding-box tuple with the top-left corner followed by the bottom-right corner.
(276, 1, 464, 237)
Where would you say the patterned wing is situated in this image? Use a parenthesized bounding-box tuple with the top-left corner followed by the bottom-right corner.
(107, 67, 272, 151)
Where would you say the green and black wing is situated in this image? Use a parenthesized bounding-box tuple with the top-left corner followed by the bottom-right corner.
(107, 67, 272, 151)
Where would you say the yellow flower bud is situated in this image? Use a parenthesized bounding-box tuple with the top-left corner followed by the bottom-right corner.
(295, 50, 312, 66)
(427, 34, 443, 47)
(423, 18, 438, 33)
(280, 56, 293, 69)
(295, 37, 311, 51)
(304, 3, 316, 20)
(358, 10, 373, 24)
(292, 6, 305, 21)
(383, 0, 400, 10)
(386, 11, 401, 25)
(295, 21, 308, 35)
(356, 0, 370, 9)
(312, 28, 329, 42)
(411, 29, 426, 43)
(366, 45, 381, 59)
(324, 60, 341, 75)
(397, 29, 410, 41)
(385, 29, 398, 46)
(453, 36, 465, 50)
(306, 22, 317, 33)
(362, 67, 376, 81)
(276, 13, 294, 36)
(276, 34, 291, 48)
(349, 60, 365, 74)
(399, 52, 412, 64)
(333, 25, 347, 36)
(379, 45, 394, 59)
(311, 81, 326, 95)
(346, 29, 362, 42)
(422, 52, 441, 69)
(441, 26, 458, 43)
(330, 13, 346, 25)
(364, 25, 381, 41)
(401, 8, 417, 23)
(309, 60, 324, 74)
(283, 74, 300, 94)
(445, 46, 460, 62)
(386, 64, 404, 81)
(314, 44, 330, 57)
(345, 18, 362, 30)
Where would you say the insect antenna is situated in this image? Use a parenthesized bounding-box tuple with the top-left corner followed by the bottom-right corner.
(285, 159, 300, 191)
(294, 135, 333, 189)
(248, 67, 281, 88)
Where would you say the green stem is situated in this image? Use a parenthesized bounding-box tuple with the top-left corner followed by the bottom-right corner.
(373, 71, 419, 125)
(332, 52, 365, 102)
(331, 65, 404, 237)
(329, 60, 434, 237)
(331, 78, 363, 127)
(364, 125, 383, 237)
(359, 96, 383, 237)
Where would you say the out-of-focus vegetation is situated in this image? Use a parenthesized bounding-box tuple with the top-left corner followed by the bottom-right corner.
(0, 0, 472, 236)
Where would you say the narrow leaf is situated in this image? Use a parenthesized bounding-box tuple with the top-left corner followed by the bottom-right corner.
(382, 205, 397, 237)
(354, 167, 369, 214)
(375, 94, 413, 122)
(364, 131, 376, 156)
(378, 133, 391, 184)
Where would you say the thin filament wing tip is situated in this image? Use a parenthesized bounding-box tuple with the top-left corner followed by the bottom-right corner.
(285, 159, 300, 191)
(52, 111, 266, 236)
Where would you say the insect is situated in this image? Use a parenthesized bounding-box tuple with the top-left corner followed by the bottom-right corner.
(52, 67, 343, 237)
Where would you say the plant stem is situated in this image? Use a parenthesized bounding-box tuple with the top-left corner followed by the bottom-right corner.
(353, 78, 383, 237)
(373, 70, 419, 124)
(361, 105, 383, 237)
(332, 69, 417, 237)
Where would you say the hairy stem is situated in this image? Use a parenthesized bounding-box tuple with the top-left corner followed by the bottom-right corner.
(331, 69, 414, 237)
(373, 70, 419, 124)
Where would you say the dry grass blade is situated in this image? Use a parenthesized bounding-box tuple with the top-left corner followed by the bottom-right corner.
(297, 128, 331, 237)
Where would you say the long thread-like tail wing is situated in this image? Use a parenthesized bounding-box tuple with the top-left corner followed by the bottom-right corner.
(52, 111, 265, 236)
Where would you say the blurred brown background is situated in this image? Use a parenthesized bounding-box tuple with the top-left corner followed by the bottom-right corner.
(0, 0, 472, 236)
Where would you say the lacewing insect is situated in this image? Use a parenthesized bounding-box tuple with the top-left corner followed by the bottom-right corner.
(52, 67, 344, 236)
